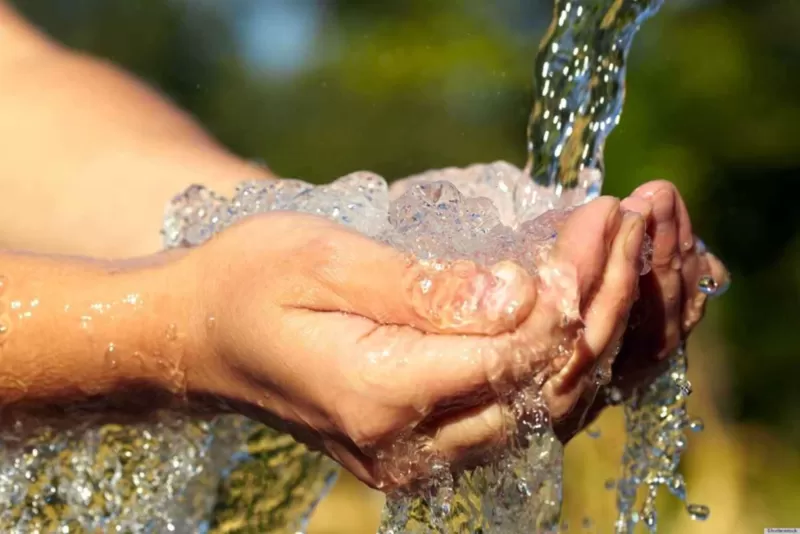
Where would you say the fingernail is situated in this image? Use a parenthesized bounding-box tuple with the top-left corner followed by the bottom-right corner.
(624, 213, 646, 262)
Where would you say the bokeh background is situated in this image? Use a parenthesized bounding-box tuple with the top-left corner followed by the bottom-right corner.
(10, 0, 800, 532)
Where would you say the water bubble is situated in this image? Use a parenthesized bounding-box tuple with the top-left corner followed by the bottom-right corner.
(594, 362, 613, 386)
(165, 324, 178, 342)
(686, 503, 710, 521)
(104, 343, 118, 369)
(606, 386, 624, 405)
(697, 275, 718, 296)
(689, 418, 705, 433)
(694, 238, 707, 255)
(643, 510, 657, 530)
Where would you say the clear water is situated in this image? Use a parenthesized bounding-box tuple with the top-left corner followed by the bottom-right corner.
(525, 0, 665, 199)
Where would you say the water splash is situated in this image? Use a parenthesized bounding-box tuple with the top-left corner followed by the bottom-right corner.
(613, 346, 708, 533)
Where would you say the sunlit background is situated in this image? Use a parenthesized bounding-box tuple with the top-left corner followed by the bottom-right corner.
(11, 0, 800, 532)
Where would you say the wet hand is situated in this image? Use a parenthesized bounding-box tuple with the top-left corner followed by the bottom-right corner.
(183, 199, 644, 489)
(566, 181, 730, 435)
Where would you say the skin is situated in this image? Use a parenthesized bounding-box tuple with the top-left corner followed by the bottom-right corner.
(0, 1, 728, 490)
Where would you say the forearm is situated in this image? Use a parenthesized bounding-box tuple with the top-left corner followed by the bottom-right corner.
(0, 2, 274, 258)
(0, 249, 201, 426)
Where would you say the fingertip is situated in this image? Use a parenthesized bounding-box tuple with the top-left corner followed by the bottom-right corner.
(599, 196, 623, 240)
(624, 213, 647, 263)
(430, 402, 512, 468)
(621, 196, 654, 221)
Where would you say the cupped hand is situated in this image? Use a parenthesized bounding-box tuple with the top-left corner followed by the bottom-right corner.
(564, 180, 730, 435)
(180, 197, 644, 489)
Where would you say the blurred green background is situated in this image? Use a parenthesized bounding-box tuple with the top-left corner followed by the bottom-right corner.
(11, 0, 800, 532)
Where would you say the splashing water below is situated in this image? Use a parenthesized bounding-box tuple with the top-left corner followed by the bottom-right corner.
(0, 0, 719, 533)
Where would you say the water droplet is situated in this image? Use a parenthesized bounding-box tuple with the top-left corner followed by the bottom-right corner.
(79, 315, 93, 332)
(697, 275, 718, 296)
(689, 418, 704, 432)
(165, 323, 178, 341)
(586, 426, 601, 439)
(604, 479, 616, 490)
(694, 237, 707, 255)
(419, 278, 432, 294)
(132, 351, 146, 369)
(581, 517, 593, 528)
(0, 322, 7, 335)
(643, 510, 657, 529)
(594, 363, 612, 385)
(0, 275, 6, 293)
(206, 316, 216, 331)
(104, 343, 118, 369)
(686, 503, 710, 521)
(606, 386, 623, 405)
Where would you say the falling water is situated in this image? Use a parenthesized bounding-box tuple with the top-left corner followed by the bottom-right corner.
(524, 0, 665, 197)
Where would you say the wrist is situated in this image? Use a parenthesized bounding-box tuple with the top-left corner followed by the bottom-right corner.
(0, 251, 209, 422)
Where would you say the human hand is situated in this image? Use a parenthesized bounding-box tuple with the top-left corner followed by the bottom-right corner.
(560, 181, 730, 436)
(180, 197, 644, 489)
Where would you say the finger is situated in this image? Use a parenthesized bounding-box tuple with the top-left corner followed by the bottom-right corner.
(428, 401, 512, 468)
(354, 323, 528, 413)
(633, 181, 680, 270)
(633, 182, 683, 350)
(681, 247, 704, 333)
(675, 190, 695, 255)
(296, 226, 537, 336)
(548, 196, 622, 312)
(581, 213, 646, 365)
(551, 212, 646, 396)
(620, 196, 653, 221)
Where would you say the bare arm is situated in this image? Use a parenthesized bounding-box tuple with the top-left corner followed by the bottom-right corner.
(0, 248, 202, 426)
(0, 2, 274, 258)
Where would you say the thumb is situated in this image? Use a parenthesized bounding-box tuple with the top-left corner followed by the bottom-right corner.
(303, 227, 536, 336)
